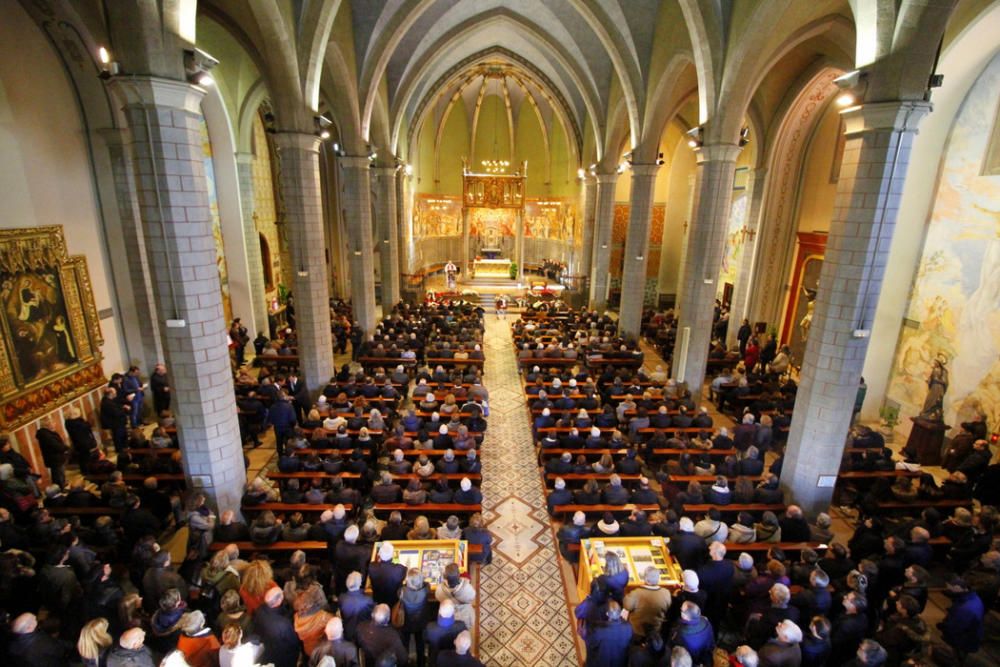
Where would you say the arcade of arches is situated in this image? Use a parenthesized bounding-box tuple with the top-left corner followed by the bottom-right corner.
(2, 1, 1000, 666)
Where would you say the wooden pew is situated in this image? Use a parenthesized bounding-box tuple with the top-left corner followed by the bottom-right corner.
(267, 471, 482, 484)
(372, 503, 482, 516)
(683, 503, 786, 515)
(552, 503, 660, 519)
(242, 503, 355, 516)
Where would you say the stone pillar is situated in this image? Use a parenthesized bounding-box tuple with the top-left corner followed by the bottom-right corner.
(726, 167, 768, 349)
(273, 132, 335, 392)
(673, 173, 698, 308)
(118, 77, 245, 511)
(98, 127, 164, 367)
(618, 164, 660, 338)
(515, 210, 525, 280)
(339, 156, 378, 333)
(783, 101, 929, 516)
(235, 152, 270, 339)
(578, 175, 597, 278)
(672, 144, 742, 397)
(461, 208, 471, 281)
(372, 166, 400, 307)
(589, 173, 618, 310)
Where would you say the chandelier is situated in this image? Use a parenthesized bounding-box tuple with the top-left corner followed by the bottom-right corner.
(481, 159, 509, 174)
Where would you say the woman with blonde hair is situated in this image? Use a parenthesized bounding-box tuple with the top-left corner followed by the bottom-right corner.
(78, 617, 113, 667)
(407, 515, 435, 540)
(239, 559, 277, 614)
(202, 549, 240, 604)
(440, 394, 459, 417)
(118, 592, 147, 632)
(293, 582, 335, 655)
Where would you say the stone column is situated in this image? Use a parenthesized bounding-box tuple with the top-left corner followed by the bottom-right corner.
(618, 164, 660, 338)
(339, 156, 378, 333)
(98, 127, 164, 366)
(273, 132, 335, 392)
(783, 101, 930, 516)
(726, 167, 768, 349)
(673, 173, 698, 308)
(372, 166, 400, 307)
(461, 208, 471, 281)
(235, 152, 270, 338)
(589, 173, 618, 310)
(672, 144, 742, 397)
(515, 209, 525, 280)
(118, 77, 245, 511)
(578, 175, 597, 278)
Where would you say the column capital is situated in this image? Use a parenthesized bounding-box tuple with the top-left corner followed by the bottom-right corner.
(594, 172, 619, 185)
(628, 163, 661, 178)
(371, 165, 399, 177)
(107, 76, 204, 113)
(235, 151, 254, 165)
(694, 142, 742, 164)
(841, 100, 932, 135)
(272, 131, 322, 154)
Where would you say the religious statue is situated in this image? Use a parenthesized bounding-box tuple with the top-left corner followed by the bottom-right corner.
(919, 355, 949, 422)
(799, 286, 817, 340)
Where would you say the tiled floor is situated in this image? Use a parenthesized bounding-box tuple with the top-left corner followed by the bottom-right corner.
(477, 313, 581, 666)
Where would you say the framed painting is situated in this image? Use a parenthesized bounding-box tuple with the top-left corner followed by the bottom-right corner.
(0, 226, 104, 429)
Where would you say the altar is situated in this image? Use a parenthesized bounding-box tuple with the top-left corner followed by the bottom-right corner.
(473, 257, 512, 278)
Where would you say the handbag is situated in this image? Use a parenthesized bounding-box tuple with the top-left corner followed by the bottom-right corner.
(391, 594, 405, 628)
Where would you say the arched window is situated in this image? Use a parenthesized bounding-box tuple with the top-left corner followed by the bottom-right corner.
(259, 232, 274, 291)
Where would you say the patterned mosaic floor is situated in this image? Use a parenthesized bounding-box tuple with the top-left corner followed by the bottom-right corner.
(477, 314, 581, 666)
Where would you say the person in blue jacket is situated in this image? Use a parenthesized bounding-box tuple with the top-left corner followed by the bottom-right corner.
(585, 601, 633, 667)
(668, 601, 715, 666)
(937, 575, 985, 659)
(267, 394, 297, 456)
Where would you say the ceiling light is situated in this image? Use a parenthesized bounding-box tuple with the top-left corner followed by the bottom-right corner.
(404, 164, 413, 176)
(97, 46, 111, 65)
(195, 73, 214, 87)
(319, 130, 331, 140)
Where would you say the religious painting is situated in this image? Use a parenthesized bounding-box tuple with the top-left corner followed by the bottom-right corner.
(0, 227, 104, 429)
(414, 195, 462, 237)
(524, 199, 575, 241)
(887, 56, 1000, 431)
(718, 193, 749, 294)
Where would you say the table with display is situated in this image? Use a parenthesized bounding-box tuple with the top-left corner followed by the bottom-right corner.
(576, 536, 683, 600)
(370, 539, 469, 591)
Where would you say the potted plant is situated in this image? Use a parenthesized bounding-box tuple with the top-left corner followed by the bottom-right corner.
(509, 261, 518, 280)
(879, 405, 900, 443)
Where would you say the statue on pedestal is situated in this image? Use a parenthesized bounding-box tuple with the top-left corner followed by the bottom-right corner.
(919, 355, 949, 422)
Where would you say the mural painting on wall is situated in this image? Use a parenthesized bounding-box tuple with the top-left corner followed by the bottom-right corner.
(718, 193, 749, 294)
(524, 199, 577, 241)
(200, 119, 233, 323)
(0, 227, 105, 429)
(468, 207, 517, 257)
(888, 56, 1000, 431)
(414, 195, 462, 237)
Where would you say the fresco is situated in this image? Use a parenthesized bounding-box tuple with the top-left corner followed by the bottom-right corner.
(887, 55, 1000, 431)
(414, 195, 463, 237)
(200, 119, 232, 323)
(524, 199, 576, 241)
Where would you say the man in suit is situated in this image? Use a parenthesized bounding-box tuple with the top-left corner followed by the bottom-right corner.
(338, 571, 375, 642)
(557, 511, 588, 562)
(368, 542, 407, 606)
(267, 394, 298, 456)
(586, 601, 633, 666)
(547, 478, 573, 515)
(424, 600, 467, 666)
(334, 526, 373, 594)
(437, 630, 484, 667)
(253, 588, 302, 667)
(357, 603, 409, 665)
(35, 417, 68, 488)
(602, 474, 630, 505)
(122, 366, 146, 427)
(100, 387, 128, 453)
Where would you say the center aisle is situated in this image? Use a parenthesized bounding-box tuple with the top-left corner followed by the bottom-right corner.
(477, 315, 580, 666)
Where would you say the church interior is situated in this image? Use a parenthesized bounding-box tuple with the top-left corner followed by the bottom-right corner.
(2, 1, 1000, 666)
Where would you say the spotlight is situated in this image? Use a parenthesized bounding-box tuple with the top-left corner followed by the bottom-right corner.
(577, 168, 585, 179)
(96, 46, 119, 78)
(97, 46, 111, 65)
(404, 164, 413, 176)
(195, 72, 214, 87)
(686, 126, 704, 149)
(184, 48, 219, 86)
(332, 142, 340, 152)
(655, 152, 665, 166)
(836, 93, 855, 108)
(738, 127, 750, 147)
(319, 130, 331, 140)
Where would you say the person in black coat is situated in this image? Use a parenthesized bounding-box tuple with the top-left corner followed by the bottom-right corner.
(149, 364, 171, 414)
(334, 526, 372, 594)
(99, 387, 128, 453)
(830, 592, 868, 666)
(357, 604, 409, 665)
(369, 542, 407, 606)
(602, 475, 630, 505)
(558, 512, 589, 562)
(424, 600, 467, 666)
(339, 573, 376, 642)
(779, 505, 812, 543)
(463, 513, 493, 565)
(64, 407, 98, 464)
(437, 630, 483, 667)
(547, 478, 574, 515)
(670, 518, 708, 570)
(253, 588, 302, 667)
(7, 612, 68, 667)
(697, 542, 735, 627)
